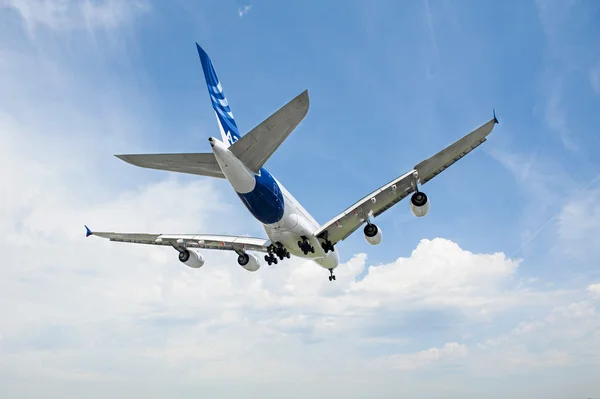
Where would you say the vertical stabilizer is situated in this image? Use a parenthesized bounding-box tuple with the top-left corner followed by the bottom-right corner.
(195, 43, 242, 146)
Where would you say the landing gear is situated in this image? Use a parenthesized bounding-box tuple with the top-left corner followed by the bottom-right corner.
(274, 242, 291, 260)
(328, 268, 336, 282)
(265, 242, 290, 265)
(297, 236, 315, 255)
(264, 253, 278, 266)
(320, 232, 335, 253)
(321, 241, 334, 253)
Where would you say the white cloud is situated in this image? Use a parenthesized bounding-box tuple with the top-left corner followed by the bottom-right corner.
(588, 283, 600, 299)
(5, 0, 150, 36)
(238, 4, 252, 18)
(373, 342, 468, 371)
(476, 299, 599, 375)
(346, 238, 524, 314)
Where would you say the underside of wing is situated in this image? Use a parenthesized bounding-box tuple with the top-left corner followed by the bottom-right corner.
(415, 115, 499, 185)
(115, 153, 225, 178)
(313, 171, 416, 244)
(313, 113, 500, 246)
(86, 227, 271, 253)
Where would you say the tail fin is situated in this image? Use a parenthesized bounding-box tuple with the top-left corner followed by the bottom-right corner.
(195, 43, 242, 147)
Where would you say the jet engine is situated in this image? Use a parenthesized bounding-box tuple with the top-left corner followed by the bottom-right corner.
(363, 223, 383, 245)
(178, 249, 205, 268)
(237, 253, 260, 272)
(410, 191, 430, 217)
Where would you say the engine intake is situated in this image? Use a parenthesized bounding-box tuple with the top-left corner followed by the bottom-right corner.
(363, 223, 382, 245)
(178, 249, 205, 268)
(237, 253, 260, 272)
(410, 191, 430, 217)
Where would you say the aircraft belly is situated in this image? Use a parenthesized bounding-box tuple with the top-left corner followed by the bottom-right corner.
(238, 168, 284, 224)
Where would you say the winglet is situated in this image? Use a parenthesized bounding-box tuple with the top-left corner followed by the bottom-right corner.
(84, 225, 93, 237)
(493, 108, 499, 124)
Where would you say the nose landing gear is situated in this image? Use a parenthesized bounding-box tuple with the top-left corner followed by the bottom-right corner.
(328, 268, 336, 282)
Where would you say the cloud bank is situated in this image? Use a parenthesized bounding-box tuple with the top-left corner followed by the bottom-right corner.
(1, 1, 599, 398)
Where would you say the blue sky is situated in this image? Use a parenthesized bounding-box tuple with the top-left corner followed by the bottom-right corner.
(1, 0, 600, 398)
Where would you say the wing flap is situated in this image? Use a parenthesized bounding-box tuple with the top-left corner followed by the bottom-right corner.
(229, 90, 309, 173)
(115, 153, 225, 178)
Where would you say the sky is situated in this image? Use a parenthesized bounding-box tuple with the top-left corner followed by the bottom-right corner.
(1, 0, 600, 397)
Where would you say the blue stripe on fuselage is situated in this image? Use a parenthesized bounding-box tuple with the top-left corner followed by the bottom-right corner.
(237, 168, 284, 225)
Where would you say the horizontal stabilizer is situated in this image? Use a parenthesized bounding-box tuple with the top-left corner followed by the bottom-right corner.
(229, 90, 309, 173)
(115, 152, 225, 178)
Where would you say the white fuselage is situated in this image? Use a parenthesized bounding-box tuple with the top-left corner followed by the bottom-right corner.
(210, 137, 339, 270)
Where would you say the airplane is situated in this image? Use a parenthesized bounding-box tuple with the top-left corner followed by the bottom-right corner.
(85, 43, 499, 282)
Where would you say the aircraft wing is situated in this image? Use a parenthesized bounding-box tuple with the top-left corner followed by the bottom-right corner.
(85, 226, 271, 253)
(115, 153, 225, 179)
(313, 115, 499, 245)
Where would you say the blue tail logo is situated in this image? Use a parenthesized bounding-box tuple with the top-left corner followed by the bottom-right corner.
(195, 43, 241, 146)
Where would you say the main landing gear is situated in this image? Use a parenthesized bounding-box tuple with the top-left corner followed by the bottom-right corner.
(298, 236, 315, 255)
(328, 268, 336, 282)
(264, 242, 290, 265)
(320, 232, 335, 253)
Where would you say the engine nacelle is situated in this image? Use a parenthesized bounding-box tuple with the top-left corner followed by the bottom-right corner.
(237, 253, 260, 272)
(410, 191, 430, 217)
(363, 223, 383, 245)
(178, 249, 205, 268)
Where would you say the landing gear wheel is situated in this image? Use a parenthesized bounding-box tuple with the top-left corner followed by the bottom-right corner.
(265, 253, 278, 265)
(328, 268, 336, 282)
(321, 240, 335, 253)
(298, 237, 314, 255)
(272, 242, 290, 261)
